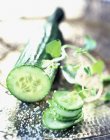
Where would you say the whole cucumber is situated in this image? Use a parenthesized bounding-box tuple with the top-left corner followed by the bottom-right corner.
(6, 8, 65, 102)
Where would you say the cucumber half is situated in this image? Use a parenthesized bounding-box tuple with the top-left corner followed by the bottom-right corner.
(6, 65, 51, 102)
(53, 91, 84, 110)
(42, 108, 83, 130)
(49, 99, 82, 118)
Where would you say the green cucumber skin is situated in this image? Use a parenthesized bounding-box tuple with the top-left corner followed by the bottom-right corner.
(15, 8, 64, 67)
(15, 8, 64, 81)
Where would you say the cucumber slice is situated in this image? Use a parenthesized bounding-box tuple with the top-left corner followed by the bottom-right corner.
(49, 100, 82, 118)
(7, 65, 51, 102)
(56, 112, 82, 122)
(42, 109, 83, 130)
(53, 91, 84, 110)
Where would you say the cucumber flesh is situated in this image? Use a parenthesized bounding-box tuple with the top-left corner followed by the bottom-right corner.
(53, 91, 84, 110)
(42, 109, 83, 130)
(49, 100, 82, 118)
(6, 65, 51, 102)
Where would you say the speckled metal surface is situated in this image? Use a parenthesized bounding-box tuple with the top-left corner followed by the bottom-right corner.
(0, 86, 110, 140)
(13, 98, 110, 140)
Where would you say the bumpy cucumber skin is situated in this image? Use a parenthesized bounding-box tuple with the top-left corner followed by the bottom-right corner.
(49, 99, 82, 118)
(42, 108, 83, 130)
(15, 8, 64, 68)
(6, 65, 51, 102)
(53, 91, 84, 111)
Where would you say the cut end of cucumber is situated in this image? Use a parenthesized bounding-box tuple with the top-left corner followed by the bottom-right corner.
(6, 66, 51, 102)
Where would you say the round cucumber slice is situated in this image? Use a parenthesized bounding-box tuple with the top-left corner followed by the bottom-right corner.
(49, 100, 82, 118)
(42, 109, 83, 130)
(6, 65, 51, 102)
(53, 91, 84, 110)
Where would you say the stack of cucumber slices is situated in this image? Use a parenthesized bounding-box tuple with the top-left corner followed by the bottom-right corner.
(42, 91, 84, 130)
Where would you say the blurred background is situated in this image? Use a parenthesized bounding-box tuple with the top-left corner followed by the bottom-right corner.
(0, 0, 110, 85)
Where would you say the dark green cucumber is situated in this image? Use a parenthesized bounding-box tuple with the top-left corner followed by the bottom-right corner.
(53, 91, 84, 110)
(6, 8, 65, 102)
(48, 99, 82, 118)
(42, 108, 83, 130)
(15, 8, 65, 67)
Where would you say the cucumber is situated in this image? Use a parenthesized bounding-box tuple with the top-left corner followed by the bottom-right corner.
(7, 66, 51, 102)
(6, 8, 65, 102)
(15, 8, 64, 66)
(42, 108, 83, 130)
(49, 99, 82, 118)
(56, 112, 82, 122)
(53, 91, 84, 110)
(43, 91, 84, 130)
